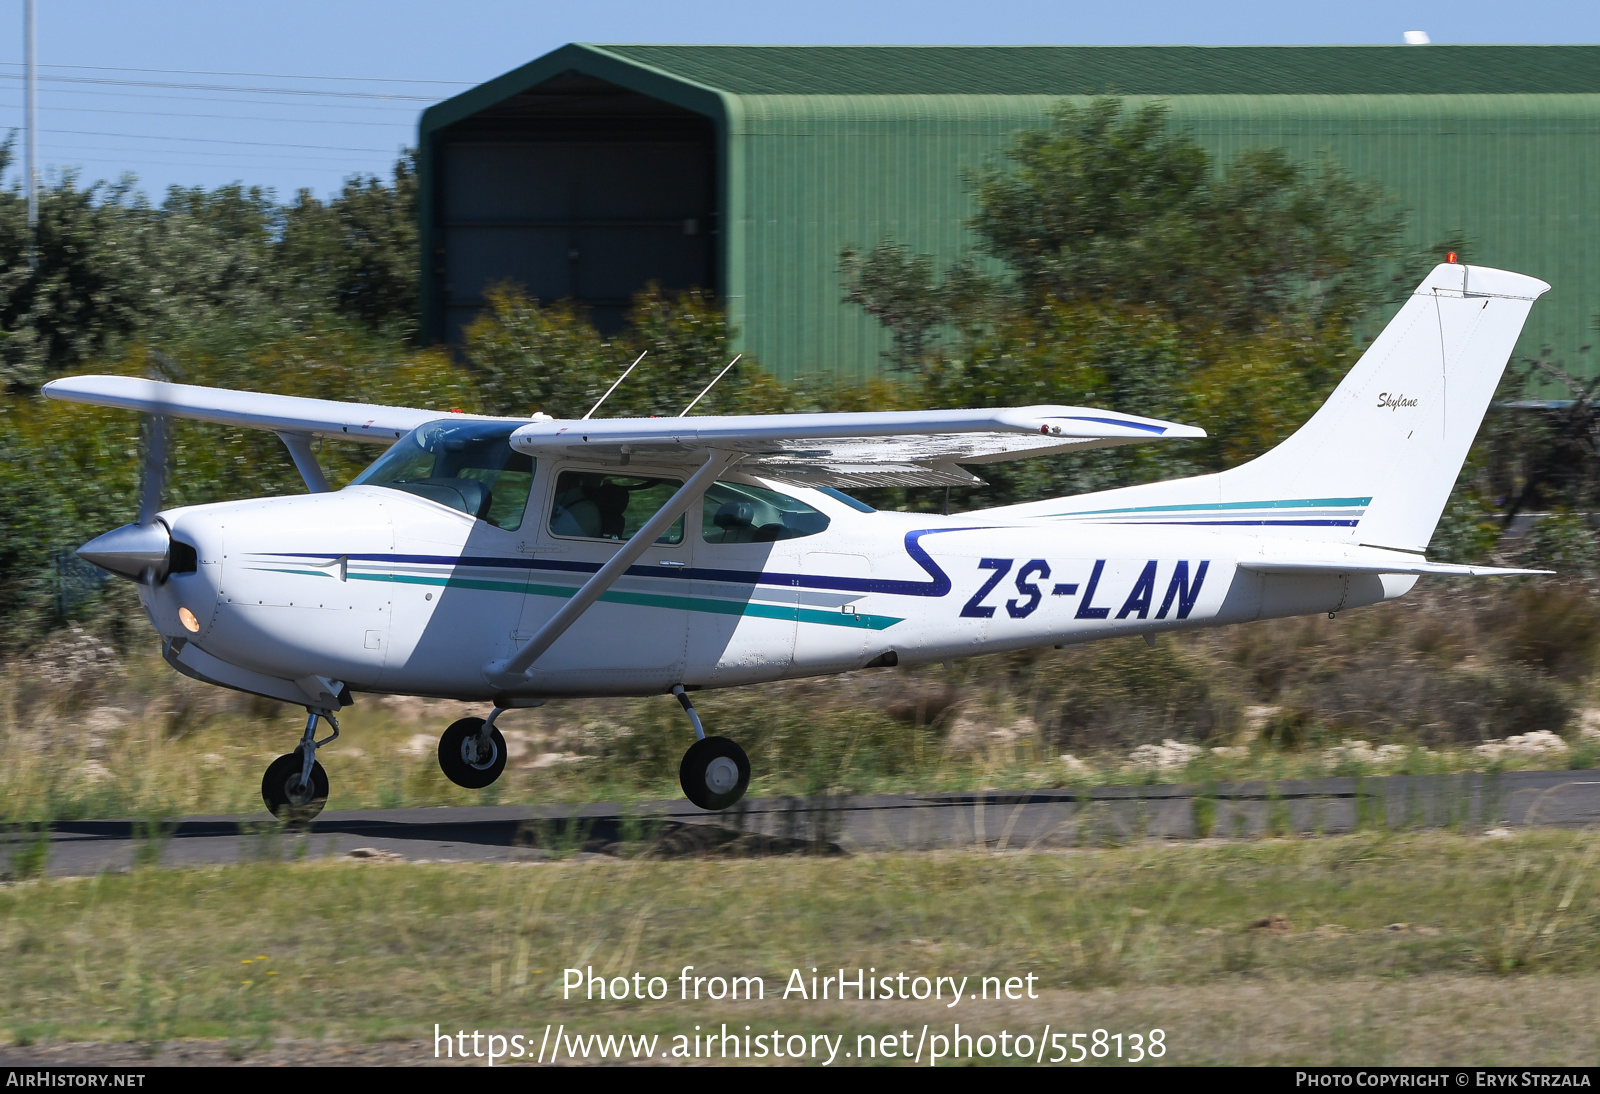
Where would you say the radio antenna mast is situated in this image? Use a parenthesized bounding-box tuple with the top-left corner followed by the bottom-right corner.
(582, 350, 647, 420)
(678, 354, 741, 417)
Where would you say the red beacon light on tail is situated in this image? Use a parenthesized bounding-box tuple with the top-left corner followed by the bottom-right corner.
(1447, 252, 1458, 263)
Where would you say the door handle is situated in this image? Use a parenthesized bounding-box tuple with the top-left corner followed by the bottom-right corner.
(658, 560, 686, 568)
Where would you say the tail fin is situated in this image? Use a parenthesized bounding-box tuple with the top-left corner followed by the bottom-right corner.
(1007, 263, 1549, 551)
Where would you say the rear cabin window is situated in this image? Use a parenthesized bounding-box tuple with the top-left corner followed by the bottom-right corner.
(701, 482, 831, 543)
(548, 472, 686, 544)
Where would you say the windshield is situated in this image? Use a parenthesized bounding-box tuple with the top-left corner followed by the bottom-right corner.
(351, 419, 534, 529)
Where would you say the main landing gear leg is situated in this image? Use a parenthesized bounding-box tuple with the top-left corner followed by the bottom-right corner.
(261, 709, 337, 823)
(673, 685, 750, 811)
(438, 708, 508, 790)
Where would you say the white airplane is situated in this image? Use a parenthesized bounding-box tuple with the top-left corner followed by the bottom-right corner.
(44, 262, 1549, 819)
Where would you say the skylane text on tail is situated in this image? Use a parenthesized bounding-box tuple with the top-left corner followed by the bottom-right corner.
(43, 261, 1551, 816)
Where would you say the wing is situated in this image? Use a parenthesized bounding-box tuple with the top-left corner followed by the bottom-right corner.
(40, 375, 507, 444)
(509, 406, 1205, 488)
(42, 379, 1205, 486)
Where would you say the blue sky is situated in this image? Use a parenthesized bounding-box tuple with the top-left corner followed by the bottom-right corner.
(1, 0, 1596, 201)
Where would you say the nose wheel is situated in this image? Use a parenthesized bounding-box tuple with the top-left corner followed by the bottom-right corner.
(673, 685, 750, 811)
(261, 708, 338, 823)
(262, 748, 329, 823)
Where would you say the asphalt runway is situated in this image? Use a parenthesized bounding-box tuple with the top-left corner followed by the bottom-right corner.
(9, 768, 1599, 876)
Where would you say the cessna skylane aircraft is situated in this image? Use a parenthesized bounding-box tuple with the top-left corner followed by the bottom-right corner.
(44, 261, 1549, 819)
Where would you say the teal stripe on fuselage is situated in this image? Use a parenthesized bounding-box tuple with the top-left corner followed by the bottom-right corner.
(350, 571, 530, 595)
(524, 581, 900, 630)
(257, 566, 902, 631)
(1047, 496, 1372, 518)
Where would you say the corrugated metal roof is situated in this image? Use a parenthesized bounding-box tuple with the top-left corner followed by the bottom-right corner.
(592, 44, 1600, 97)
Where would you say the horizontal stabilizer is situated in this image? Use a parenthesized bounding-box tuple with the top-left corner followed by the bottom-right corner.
(1239, 560, 1551, 578)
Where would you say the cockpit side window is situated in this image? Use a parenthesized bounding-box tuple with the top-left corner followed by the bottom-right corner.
(701, 482, 831, 544)
(548, 471, 686, 544)
(350, 420, 534, 530)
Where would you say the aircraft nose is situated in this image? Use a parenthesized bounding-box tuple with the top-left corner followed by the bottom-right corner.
(77, 521, 172, 583)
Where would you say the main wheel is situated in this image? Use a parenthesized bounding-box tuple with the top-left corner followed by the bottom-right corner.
(261, 748, 329, 823)
(438, 717, 508, 789)
(679, 736, 751, 811)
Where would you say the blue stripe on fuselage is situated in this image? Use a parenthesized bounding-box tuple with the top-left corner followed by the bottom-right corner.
(266, 527, 982, 597)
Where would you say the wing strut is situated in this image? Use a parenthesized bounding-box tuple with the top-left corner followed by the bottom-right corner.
(275, 432, 332, 493)
(484, 449, 741, 689)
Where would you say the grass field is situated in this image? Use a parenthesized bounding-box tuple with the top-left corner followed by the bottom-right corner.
(3, 831, 1598, 1064)
(5, 585, 1598, 1065)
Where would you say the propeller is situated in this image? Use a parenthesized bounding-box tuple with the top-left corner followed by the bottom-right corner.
(76, 364, 175, 584)
(137, 411, 167, 527)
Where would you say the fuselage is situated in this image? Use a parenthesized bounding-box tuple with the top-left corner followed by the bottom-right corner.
(142, 462, 1416, 706)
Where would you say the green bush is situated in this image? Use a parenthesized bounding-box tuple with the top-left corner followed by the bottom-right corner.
(1499, 581, 1600, 680)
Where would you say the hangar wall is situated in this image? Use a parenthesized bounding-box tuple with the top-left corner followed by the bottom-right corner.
(730, 92, 1600, 386)
(420, 46, 1600, 392)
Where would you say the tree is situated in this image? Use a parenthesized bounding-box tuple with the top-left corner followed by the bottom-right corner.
(0, 148, 157, 388)
(845, 100, 1406, 368)
(462, 283, 792, 421)
(968, 100, 1405, 337)
(280, 153, 419, 333)
(838, 98, 1420, 509)
(0, 145, 422, 393)
(838, 243, 949, 373)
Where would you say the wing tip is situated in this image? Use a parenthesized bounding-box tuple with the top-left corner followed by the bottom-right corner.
(41, 373, 145, 401)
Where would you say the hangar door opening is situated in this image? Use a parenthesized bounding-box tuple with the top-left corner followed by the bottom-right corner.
(434, 74, 717, 342)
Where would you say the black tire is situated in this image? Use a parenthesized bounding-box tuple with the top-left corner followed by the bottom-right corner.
(679, 736, 751, 811)
(261, 748, 329, 823)
(438, 717, 508, 789)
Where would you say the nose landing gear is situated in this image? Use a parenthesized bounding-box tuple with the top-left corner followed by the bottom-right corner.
(673, 685, 750, 811)
(261, 709, 338, 823)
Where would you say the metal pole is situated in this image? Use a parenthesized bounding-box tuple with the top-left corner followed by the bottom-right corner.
(25, 0, 38, 270)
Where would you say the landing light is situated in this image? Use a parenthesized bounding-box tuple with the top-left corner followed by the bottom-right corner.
(179, 607, 201, 633)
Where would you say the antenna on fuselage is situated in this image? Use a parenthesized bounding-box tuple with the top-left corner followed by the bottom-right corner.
(582, 350, 647, 420)
(678, 354, 742, 417)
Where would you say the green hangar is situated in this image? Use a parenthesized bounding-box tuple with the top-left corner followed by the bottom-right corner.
(418, 44, 1600, 385)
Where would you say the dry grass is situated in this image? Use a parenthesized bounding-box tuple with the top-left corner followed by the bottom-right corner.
(2, 831, 1598, 1064)
(3, 582, 1597, 823)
